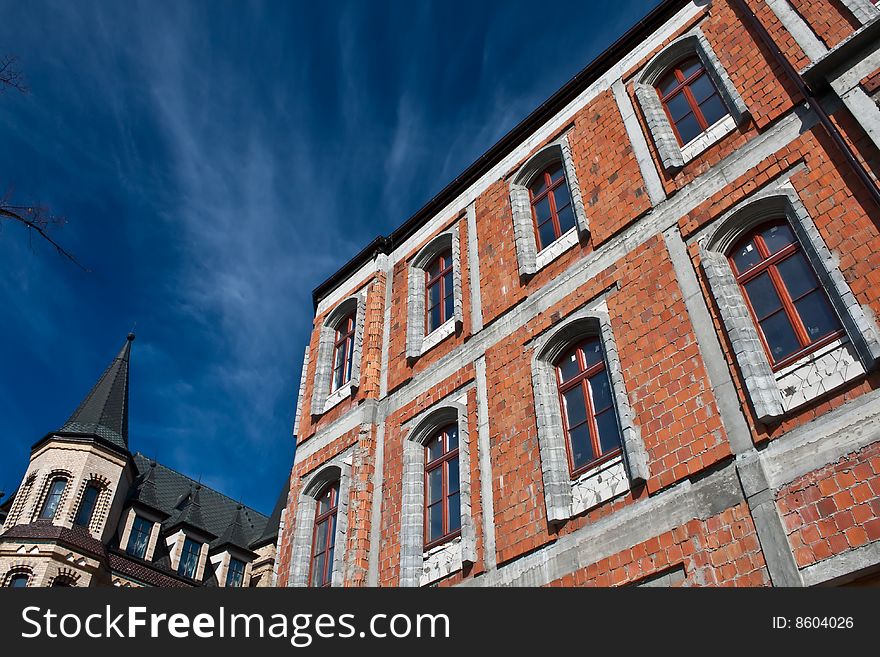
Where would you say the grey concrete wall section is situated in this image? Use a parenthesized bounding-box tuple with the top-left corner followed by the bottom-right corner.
(366, 422, 386, 586)
(456, 401, 477, 565)
(292, 345, 310, 439)
(827, 39, 880, 154)
(612, 78, 666, 206)
(801, 540, 880, 585)
(466, 203, 485, 333)
(475, 356, 497, 571)
(509, 185, 538, 276)
(399, 439, 425, 587)
(765, 0, 828, 62)
(451, 222, 464, 327)
(700, 247, 785, 421)
(663, 228, 754, 454)
(838, 0, 880, 25)
(735, 454, 803, 586)
(459, 464, 745, 587)
(349, 291, 368, 388)
(380, 253, 393, 398)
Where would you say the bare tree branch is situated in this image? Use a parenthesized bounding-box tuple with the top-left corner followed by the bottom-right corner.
(0, 196, 88, 271)
(0, 55, 27, 93)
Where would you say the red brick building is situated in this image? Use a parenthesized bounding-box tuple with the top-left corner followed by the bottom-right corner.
(275, 0, 880, 587)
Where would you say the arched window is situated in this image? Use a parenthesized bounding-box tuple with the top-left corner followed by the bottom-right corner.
(309, 480, 339, 587)
(655, 56, 729, 146)
(39, 477, 68, 520)
(425, 250, 454, 335)
(529, 161, 577, 251)
(73, 484, 102, 528)
(424, 424, 461, 548)
(555, 337, 623, 475)
(634, 29, 748, 171)
(728, 221, 843, 369)
(331, 313, 356, 393)
(7, 573, 29, 588)
(51, 577, 75, 587)
(311, 293, 367, 415)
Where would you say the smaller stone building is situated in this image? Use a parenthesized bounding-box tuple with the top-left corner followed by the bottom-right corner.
(0, 334, 284, 588)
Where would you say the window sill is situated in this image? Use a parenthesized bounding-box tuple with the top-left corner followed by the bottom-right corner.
(420, 318, 457, 356)
(678, 114, 737, 165)
(775, 336, 866, 413)
(569, 453, 629, 518)
(421, 535, 462, 586)
(323, 381, 356, 414)
(534, 227, 580, 273)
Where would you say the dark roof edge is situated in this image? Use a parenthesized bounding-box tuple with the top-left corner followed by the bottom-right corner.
(31, 431, 132, 459)
(311, 0, 686, 310)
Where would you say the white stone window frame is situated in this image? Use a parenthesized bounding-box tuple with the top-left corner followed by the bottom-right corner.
(699, 187, 880, 423)
(287, 454, 352, 587)
(399, 397, 477, 587)
(210, 548, 253, 588)
(634, 27, 750, 172)
(119, 506, 163, 561)
(838, 0, 880, 25)
(310, 292, 367, 416)
(508, 134, 589, 278)
(530, 304, 649, 523)
(406, 224, 464, 360)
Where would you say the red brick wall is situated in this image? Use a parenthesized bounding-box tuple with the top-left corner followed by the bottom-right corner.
(778, 441, 880, 568)
(789, 0, 859, 49)
(547, 503, 770, 586)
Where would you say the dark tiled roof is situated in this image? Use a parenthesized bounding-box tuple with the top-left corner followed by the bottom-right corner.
(108, 552, 192, 588)
(59, 335, 134, 451)
(1, 522, 107, 559)
(214, 505, 253, 553)
(130, 453, 270, 550)
(251, 478, 289, 549)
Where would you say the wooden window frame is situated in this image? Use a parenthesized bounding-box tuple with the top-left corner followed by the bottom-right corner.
(308, 481, 339, 588)
(728, 221, 845, 371)
(424, 250, 454, 335)
(423, 424, 461, 550)
(529, 163, 574, 251)
(554, 338, 622, 478)
(330, 313, 356, 393)
(656, 56, 728, 146)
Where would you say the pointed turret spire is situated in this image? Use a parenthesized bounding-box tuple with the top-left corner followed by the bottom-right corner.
(174, 484, 210, 535)
(59, 333, 134, 451)
(216, 504, 253, 553)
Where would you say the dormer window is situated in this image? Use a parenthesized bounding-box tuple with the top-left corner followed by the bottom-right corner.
(226, 557, 246, 588)
(178, 537, 202, 579)
(126, 515, 153, 559)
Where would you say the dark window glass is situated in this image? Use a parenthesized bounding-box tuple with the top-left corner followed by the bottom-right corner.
(424, 424, 461, 547)
(425, 251, 454, 334)
(126, 515, 153, 559)
(310, 481, 339, 587)
(728, 221, 843, 369)
(178, 537, 202, 579)
(73, 485, 101, 528)
(555, 337, 623, 475)
(39, 478, 67, 520)
(529, 162, 576, 250)
(655, 56, 730, 146)
(8, 574, 29, 588)
(226, 557, 246, 588)
(331, 314, 356, 392)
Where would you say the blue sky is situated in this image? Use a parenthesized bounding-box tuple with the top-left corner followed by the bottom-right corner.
(0, 0, 659, 515)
